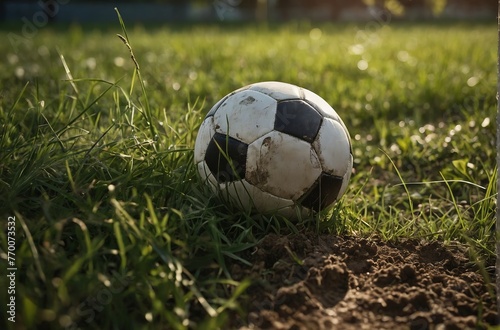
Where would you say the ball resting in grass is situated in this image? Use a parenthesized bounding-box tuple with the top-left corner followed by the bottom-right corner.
(194, 81, 353, 219)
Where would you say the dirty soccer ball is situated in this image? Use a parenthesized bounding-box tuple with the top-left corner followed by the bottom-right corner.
(194, 81, 353, 219)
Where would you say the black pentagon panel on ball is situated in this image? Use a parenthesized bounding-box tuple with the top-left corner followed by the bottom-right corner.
(299, 172, 344, 212)
(204, 133, 248, 183)
(274, 100, 323, 143)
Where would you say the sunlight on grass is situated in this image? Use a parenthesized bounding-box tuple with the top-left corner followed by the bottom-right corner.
(0, 18, 496, 329)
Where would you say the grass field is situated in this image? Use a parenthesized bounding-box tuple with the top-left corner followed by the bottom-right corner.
(0, 17, 497, 329)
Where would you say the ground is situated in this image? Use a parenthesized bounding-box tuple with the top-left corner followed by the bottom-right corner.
(228, 233, 497, 329)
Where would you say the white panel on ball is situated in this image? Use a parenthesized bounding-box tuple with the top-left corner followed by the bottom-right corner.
(214, 90, 277, 144)
(221, 180, 312, 219)
(197, 161, 219, 189)
(337, 154, 353, 199)
(194, 117, 216, 164)
(221, 179, 294, 212)
(246, 131, 322, 201)
(302, 88, 341, 121)
(313, 118, 351, 177)
(248, 81, 302, 101)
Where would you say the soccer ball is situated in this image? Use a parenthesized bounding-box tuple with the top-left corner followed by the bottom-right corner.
(194, 81, 352, 219)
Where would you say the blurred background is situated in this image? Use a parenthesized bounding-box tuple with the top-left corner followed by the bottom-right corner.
(0, 0, 496, 23)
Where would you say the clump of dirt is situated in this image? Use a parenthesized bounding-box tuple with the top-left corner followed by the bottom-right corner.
(229, 233, 497, 329)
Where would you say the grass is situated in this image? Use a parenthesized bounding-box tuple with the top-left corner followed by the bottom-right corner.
(0, 17, 496, 329)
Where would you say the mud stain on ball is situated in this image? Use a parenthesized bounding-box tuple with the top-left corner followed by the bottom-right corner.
(239, 96, 256, 105)
(246, 166, 270, 186)
(245, 137, 273, 186)
(309, 149, 321, 169)
(262, 136, 272, 148)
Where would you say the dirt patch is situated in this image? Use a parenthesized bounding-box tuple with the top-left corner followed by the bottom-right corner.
(228, 233, 497, 329)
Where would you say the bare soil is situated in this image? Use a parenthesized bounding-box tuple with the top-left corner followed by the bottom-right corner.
(228, 233, 497, 329)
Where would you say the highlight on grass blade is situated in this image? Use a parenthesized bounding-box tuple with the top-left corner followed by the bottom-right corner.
(58, 49, 79, 95)
(380, 148, 415, 218)
(114, 7, 158, 139)
(15, 212, 46, 283)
